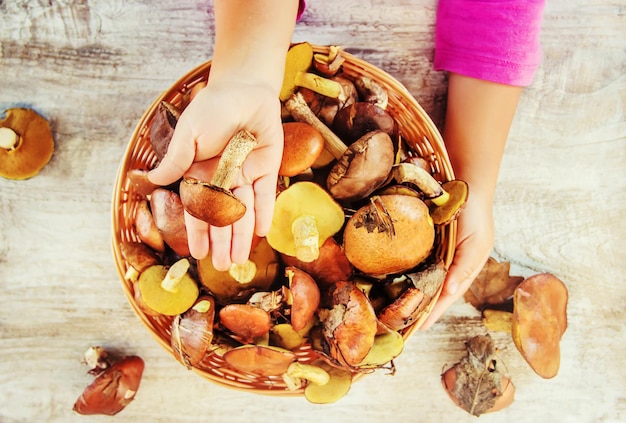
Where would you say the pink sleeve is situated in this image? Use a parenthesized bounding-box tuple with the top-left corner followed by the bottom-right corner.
(297, 0, 306, 20)
(434, 0, 546, 86)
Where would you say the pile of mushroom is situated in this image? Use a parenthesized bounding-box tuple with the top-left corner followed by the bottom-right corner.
(121, 42, 467, 404)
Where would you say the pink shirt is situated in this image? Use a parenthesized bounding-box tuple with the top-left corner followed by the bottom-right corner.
(298, 0, 545, 87)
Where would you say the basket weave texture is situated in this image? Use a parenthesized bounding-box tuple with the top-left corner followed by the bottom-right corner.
(111, 45, 456, 395)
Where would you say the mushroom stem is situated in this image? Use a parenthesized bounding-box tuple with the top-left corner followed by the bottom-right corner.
(210, 130, 257, 189)
(291, 214, 320, 262)
(0, 127, 19, 151)
(161, 258, 191, 292)
(285, 92, 347, 159)
(391, 162, 449, 204)
(228, 260, 258, 284)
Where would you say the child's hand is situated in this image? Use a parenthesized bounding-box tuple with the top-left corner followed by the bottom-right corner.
(148, 79, 284, 271)
(420, 193, 494, 330)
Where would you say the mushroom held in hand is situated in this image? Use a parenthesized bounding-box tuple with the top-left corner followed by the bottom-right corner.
(137, 258, 199, 316)
(512, 273, 568, 379)
(0, 108, 54, 180)
(150, 101, 180, 161)
(180, 130, 257, 227)
(343, 195, 435, 276)
(266, 181, 344, 263)
(73, 347, 145, 416)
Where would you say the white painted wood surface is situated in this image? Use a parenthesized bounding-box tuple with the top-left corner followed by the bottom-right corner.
(0, 1, 624, 422)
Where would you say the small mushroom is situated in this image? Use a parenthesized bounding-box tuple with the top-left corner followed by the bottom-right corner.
(377, 287, 425, 331)
(197, 237, 279, 304)
(441, 334, 515, 416)
(390, 162, 468, 225)
(280, 236, 353, 286)
(73, 347, 144, 416)
(318, 281, 378, 368)
(279, 42, 343, 102)
(285, 362, 330, 388)
(512, 273, 568, 379)
(137, 258, 199, 316)
(179, 130, 257, 227)
(222, 345, 296, 377)
(326, 130, 395, 202)
(332, 102, 395, 143)
(285, 266, 320, 331)
(343, 195, 435, 276)
(0, 108, 54, 180)
(353, 75, 389, 110)
(119, 241, 160, 282)
(150, 101, 180, 161)
(312, 45, 345, 77)
(127, 169, 159, 198)
(279, 122, 325, 177)
(303, 360, 352, 404)
(171, 296, 216, 368)
(150, 188, 190, 257)
(285, 93, 395, 202)
(218, 303, 272, 344)
(134, 200, 165, 253)
(266, 181, 344, 263)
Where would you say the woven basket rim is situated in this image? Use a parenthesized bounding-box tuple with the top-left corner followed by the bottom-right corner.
(111, 43, 457, 396)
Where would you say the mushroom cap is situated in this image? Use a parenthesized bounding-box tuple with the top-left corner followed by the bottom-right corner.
(279, 122, 325, 177)
(171, 296, 216, 368)
(512, 273, 568, 379)
(327, 130, 395, 202)
(280, 42, 315, 101)
(150, 188, 190, 257)
(179, 178, 246, 227)
(218, 304, 272, 343)
(343, 195, 435, 276)
(304, 360, 352, 404)
(266, 181, 345, 258)
(430, 179, 469, 225)
(0, 108, 54, 180)
(197, 237, 279, 304)
(223, 345, 296, 377)
(286, 266, 321, 331)
(137, 263, 199, 316)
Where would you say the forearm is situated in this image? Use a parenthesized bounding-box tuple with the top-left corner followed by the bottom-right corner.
(211, 0, 299, 92)
(444, 73, 522, 203)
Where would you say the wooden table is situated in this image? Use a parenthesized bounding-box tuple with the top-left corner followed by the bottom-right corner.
(1, 1, 624, 422)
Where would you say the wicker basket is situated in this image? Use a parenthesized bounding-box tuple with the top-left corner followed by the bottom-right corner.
(111, 45, 456, 396)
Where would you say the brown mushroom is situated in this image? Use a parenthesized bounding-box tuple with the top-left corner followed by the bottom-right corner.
(127, 169, 159, 198)
(512, 273, 568, 379)
(332, 102, 395, 143)
(150, 101, 180, 161)
(285, 93, 395, 202)
(279, 122, 325, 177)
(73, 347, 145, 416)
(171, 296, 216, 368)
(137, 258, 199, 316)
(266, 181, 344, 263)
(179, 130, 257, 227)
(390, 162, 468, 225)
(218, 303, 272, 344)
(353, 75, 389, 110)
(285, 267, 320, 331)
(441, 334, 515, 416)
(149, 188, 189, 257)
(120, 241, 160, 282)
(279, 42, 343, 102)
(197, 237, 279, 304)
(318, 281, 378, 368)
(312, 45, 345, 77)
(326, 130, 395, 201)
(134, 200, 165, 253)
(343, 195, 435, 276)
(223, 345, 296, 377)
(280, 236, 353, 286)
(0, 108, 54, 180)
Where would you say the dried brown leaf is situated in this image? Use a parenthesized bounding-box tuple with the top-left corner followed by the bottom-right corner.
(465, 257, 524, 309)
